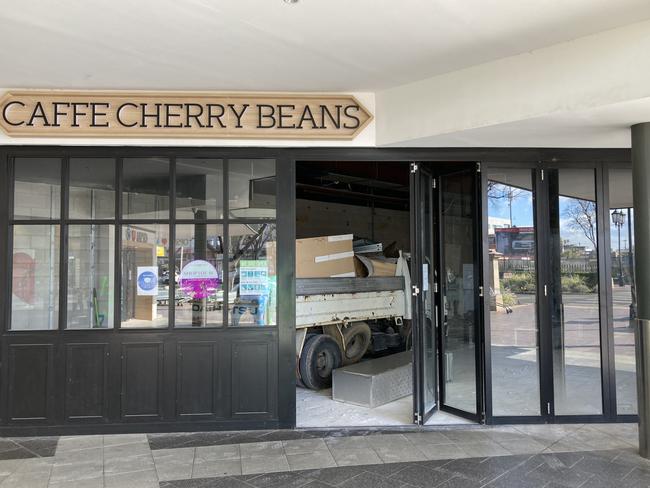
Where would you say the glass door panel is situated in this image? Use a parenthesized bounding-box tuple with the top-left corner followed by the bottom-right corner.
(439, 169, 480, 418)
(609, 169, 637, 414)
(411, 165, 437, 424)
(548, 168, 603, 415)
(487, 169, 541, 416)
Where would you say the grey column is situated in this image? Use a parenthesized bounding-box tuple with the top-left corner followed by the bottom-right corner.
(632, 123, 650, 458)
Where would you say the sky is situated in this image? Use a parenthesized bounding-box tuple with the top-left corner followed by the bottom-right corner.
(487, 183, 633, 251)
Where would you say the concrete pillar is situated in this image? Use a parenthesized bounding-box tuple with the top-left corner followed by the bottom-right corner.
(632, 123, 650, 458)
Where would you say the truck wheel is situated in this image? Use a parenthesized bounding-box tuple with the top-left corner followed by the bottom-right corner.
(299, 334, 342, 390)
(342, 322, 372, 365)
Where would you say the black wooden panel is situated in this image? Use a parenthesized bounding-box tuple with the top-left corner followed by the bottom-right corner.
(121, 342, 163, 420)
(231, 341, 274, 416)
(176, 342, 219, 419)
(8, 344, 53, 422)
(65, 343, 109, 422)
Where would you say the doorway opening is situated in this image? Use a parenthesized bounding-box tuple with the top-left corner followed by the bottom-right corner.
(294, 161, 479, 427)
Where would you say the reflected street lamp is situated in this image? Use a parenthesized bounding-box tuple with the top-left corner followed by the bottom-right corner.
(612, 209, 626, 286)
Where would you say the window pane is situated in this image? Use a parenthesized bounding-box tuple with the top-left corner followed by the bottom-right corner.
(67, 225, 115, 329)
(69, 158, 115, 219)
(229, 223, 276, 326)
(122, 158, 170, 219)
(176, 158, 224, 220)
(488, 169, 540, 416)
(120, 224, 169, 328)
(609, 169, 637, 415)
(11, 225, 60, 330)
(550, 168, 603, 415)
(229, 159, 275, 218)
(14, 157, 61, 220)
(175, 224, 225, 327)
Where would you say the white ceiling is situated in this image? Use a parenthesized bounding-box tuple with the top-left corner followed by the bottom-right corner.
(2, 0, 650, 92)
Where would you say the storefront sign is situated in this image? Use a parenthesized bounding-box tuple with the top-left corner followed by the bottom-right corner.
(0, 90, 373, 139)
(136, 266, 158, 296)
(179, 260, 221, 300)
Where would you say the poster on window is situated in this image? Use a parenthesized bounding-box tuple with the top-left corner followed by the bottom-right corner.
(136, 266, 159, 296)
(239, 260, 269, 297)
(179, 260, 221, 300)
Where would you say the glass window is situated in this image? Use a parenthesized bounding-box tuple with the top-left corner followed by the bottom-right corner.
(69, 158, 115, 219)
(487, 169, 540, 416)
(120, 224, 169, 328)
(229, 223, 276, 326)
(175, 224, 225, 328)
(550, 168, 603, 415)
(122, 158, 170, 219)
(229, 159, 276, 219)
(609, 169, 637, 415)
(176, 159, 224, 220)
(14, 158, 61, 220)
(11, 225, 60, 330)
(67, 225, 115, 329)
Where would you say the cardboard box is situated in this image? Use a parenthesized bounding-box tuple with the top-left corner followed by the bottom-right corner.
(296, 234, 355, 278)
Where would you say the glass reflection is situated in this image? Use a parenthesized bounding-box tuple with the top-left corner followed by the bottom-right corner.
(487, 169, 540, 416)
(550, 169, 602, 415)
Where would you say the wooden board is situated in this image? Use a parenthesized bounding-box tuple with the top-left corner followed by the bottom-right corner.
(0, 90, 373, 139)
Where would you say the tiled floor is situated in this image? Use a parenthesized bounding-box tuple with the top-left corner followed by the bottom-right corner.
(0, 424, 647, 487)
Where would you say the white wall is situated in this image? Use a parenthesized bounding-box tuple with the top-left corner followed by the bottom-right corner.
(376, 20, 650, 147)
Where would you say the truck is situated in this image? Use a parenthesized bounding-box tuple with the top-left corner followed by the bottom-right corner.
(295, 255, 412, 390)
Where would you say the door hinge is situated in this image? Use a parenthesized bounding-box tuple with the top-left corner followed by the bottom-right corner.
(414, 412, 422, 423)
(546, 402, 551, 415)
(476, 162, 481, 173)
(544, 284, 548, 297)
(410, 162, 419, 174)
(412, 285, 420, 296)
(434, 282, 439, 293)
(478, 286, 484, 297)
(432, 178, 437, 189)
(541, 169, 545, 181)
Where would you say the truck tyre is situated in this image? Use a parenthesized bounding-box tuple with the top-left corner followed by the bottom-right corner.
(299, 334, 342, 390)
(342, 322, 372, 365)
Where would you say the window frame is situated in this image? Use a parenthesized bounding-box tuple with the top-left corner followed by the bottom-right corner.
(6, 154, 279, 333)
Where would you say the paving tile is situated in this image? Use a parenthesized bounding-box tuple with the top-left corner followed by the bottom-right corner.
(12, 437, 59, 458)
(240, 441, 284, 458)
(362, 461, 416, 476)
(194, 443, 240, 461)
(0, 458, 27, 477)
(330, 447, 382, 466)
(245, 470, 313, 487)
(103, 441, 151, 459)
(241, 454, 290, 475)
(55, 446, 103, 465)
(287, 451, 337, 470)
(56, 435, 103, 453)
(324, 436, 372, 450)
(104, 452, 154, 475)
(192, 458, 242, 478)
(366, 434, 413, 450)
(436, 475, 482, 488)
(49, 476, 103, 488)
(283, 438, 329, 455)
(389, 464, 455, 487)
(0, 446, 35, 460)
(50, 460, 103, 483)
(104, 434, 148, 448)
(338, 471, 401, 488)
(459, 441, 511, 458)
(104, 468, 158, 488)
(372, 445, 427, 463)
(403, 431, 454, 446)
(302, 465, 368, 485)
(496, 437, 547, 455)
(152, 447, 195, 481)
(415, 443, 468, 460)
(0, 469, 52, 488)
(440, 430, 491, 444)
(160, 476, 252, 488)
(526, 459, 594, 488)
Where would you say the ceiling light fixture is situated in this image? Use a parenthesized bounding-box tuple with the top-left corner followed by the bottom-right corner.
(283, 0, 299, 4)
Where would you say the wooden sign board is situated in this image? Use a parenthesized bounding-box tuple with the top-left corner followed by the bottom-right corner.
(0, 90, 373, 139)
